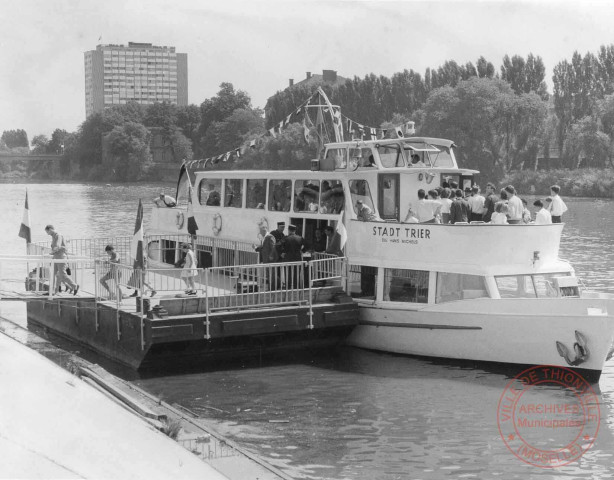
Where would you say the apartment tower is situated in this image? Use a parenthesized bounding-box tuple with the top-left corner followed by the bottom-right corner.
(84, 42, 188, 117)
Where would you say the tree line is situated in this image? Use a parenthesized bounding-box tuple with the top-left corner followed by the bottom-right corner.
(4, 43, 614, 181)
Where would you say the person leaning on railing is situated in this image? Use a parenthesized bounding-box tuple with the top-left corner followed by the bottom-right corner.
(153, 192, 176, 208)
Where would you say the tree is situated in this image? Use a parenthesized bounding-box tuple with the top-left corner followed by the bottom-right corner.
(176, 104, 201, 153)
(500, 54, 548, 99)
(105, 122, 153, 181)
(48, 129, 68, 154)
(1, 129, 29, 148)
(236, 123, 317, 170)
(31, 134, 50, 154)
(476, 56, 496, 78)
(201, 108, 265, 157)
(419, 77, 546, 178)
(198, 83, 251, 148)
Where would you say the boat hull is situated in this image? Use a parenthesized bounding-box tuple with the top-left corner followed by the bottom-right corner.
(346, 297, 614, 380)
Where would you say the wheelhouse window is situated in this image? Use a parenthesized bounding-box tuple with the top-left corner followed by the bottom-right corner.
(349, 147, 375, 169)
(198, 178, 222, 206)
(384, 269, 429, 303)
(377, 144, 405, 168)
(246, 179, 266, 209)
(495, 273, 573, 298)
(349, 179, 376, 214)
(436, 273, 489, 303)
(320, 180, 345, 214)
(294, 180, 320, 212)
(326, 148, 347, 170)
(268, 179, 291, 212)
(224, 179, 243, 208)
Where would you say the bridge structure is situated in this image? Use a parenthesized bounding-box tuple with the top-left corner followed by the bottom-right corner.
(0, 153, 64, 162)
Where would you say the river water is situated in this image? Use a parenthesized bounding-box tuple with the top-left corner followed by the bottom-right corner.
(2, 183, 614, 479)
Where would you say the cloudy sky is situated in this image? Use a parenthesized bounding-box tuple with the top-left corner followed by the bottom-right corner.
(1, 0, 613, 139)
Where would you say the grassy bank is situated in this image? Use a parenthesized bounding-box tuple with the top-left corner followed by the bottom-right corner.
(502, 168, 614, 198)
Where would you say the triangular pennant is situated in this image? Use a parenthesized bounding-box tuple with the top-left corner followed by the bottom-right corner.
(250, 139, 257, 148)
(269, 127, 277, 138)
(235, 148, 241, 158)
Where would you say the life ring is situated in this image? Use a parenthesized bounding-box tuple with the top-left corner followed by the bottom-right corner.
(176, 211, 185, 229)
(212, 213, 222, 235)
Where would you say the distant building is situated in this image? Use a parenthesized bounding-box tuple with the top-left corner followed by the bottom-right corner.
(84, 42, 188, 117)
(287, 69, 347, 90)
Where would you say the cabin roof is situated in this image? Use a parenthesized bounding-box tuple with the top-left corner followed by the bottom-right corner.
(326, 137, 456, 149)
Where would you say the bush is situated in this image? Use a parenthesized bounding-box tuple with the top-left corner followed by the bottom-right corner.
(502, 168, 614, 198)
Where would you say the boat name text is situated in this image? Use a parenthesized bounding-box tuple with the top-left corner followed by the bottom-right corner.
(372, 226, 430, 244)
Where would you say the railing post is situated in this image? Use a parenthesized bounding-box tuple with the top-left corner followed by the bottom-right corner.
(212, 238, 218, 267)
(308, 261, 314, 330)
(204, 267, 211, 339)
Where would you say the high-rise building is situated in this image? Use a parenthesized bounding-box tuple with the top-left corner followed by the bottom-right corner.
(84, 42, 188, 117)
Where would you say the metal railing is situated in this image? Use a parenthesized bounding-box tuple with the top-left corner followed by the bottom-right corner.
(2, 249, 349, 351)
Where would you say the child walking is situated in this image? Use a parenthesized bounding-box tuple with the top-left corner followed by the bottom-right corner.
(180, 243, 198, 295)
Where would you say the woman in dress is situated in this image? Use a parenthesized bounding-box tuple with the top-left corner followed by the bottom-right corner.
(490, 201, 509, 224)
(180, 243, 198, 295)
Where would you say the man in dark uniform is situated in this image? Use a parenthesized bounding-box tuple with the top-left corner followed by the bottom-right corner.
(450, 189, 471, 224)
(270, 222, 285, 289)
(282, 224, 305, 289)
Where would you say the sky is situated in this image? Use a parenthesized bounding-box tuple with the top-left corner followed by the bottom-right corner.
(1, 0, 614, 140)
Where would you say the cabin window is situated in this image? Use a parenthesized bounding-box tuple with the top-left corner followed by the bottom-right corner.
(377, 144, 405, 168)
(326, 148, 347, 170)
(383, 268, 429, 303)
(349, 147, 375, 169)
(495, 273, 574, 299)
(428, 147, 455, 168)
(268, 179, 291, 212)
(495, 275, 536, 298)
(320, 180, 345, 214)
(224, 179, 243, 208)
(348, 264, 377, 300)
(436, 273, 489, 303)
(198, 178, 222, 206)
(349, 180, 376, 214)
(294, 180, 320, 212)
(246, 179, 266, 209)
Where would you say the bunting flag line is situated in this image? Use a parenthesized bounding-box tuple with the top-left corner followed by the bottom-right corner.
(131, 199, 144, 270)
(18, 189, 31, 244)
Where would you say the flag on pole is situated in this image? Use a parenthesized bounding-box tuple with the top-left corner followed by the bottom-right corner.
(185, 170, 199, 236)
(18, 189, 31, 243)
(131, 199, 144, 269)
(336, 211, 347, 252)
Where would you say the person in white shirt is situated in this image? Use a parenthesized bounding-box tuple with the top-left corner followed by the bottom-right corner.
(549, 185, 568, 223)
(504, 185, 523, 224)
(533, 199, 552, 225)
(404, 189, 441, 223)
(490, 201, 509, 224)
(467, 185, 485, 222)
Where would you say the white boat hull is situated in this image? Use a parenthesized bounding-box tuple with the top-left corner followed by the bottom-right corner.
(346, 297, 614, 377)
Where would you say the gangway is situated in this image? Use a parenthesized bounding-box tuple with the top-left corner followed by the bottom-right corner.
(0, 247, 358, 369)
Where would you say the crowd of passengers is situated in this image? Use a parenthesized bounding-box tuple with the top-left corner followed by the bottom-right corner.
(401, 182, 568, 225)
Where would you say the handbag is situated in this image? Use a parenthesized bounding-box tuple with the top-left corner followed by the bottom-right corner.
(66, 266, 72, 276)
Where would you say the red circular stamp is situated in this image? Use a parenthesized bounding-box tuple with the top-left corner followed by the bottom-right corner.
(497, 365, 600, 468)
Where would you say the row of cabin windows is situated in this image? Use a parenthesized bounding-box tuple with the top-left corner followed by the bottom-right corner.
(197, 178, 349, 214)
(324, 143, 455, 170)
(349, 269, 574, 303)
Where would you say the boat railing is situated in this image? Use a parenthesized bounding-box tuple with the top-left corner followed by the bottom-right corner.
(0, 254, 92, 301)
(32, 236, 134, 268)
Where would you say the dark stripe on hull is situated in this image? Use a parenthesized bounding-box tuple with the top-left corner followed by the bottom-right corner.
(359, 320, 482, 330)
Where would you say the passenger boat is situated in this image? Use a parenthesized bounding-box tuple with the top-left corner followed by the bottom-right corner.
(150, 92, 614, 381)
